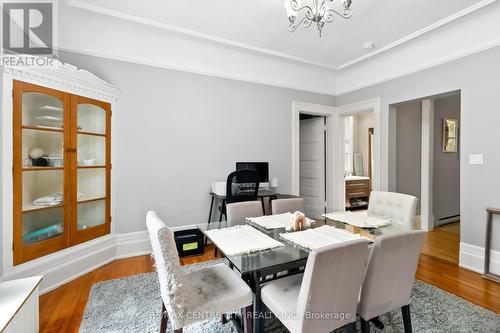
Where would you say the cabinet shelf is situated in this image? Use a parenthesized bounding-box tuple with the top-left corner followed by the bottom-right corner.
(77, 130, 106, 137)
(78, 196, 106, 204)
(22, 203, 64, 213)
(22, 166, 64, 171)
(77, 165, 106, 169)
(22, 125, 63, 133)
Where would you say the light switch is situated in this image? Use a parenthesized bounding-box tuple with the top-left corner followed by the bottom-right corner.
(469, 154, 483, 165)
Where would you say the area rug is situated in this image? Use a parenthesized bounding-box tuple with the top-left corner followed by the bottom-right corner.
(79, 259, 500, 333)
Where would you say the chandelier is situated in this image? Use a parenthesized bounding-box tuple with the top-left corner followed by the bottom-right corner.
(284, 0, 353, 37)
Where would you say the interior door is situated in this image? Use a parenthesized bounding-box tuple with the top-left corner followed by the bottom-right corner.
(70, 95, 111, 245)
(299, 117, 326, 217)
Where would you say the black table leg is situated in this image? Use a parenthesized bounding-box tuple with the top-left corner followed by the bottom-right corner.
(260, 197, 265, 215)
(205, 195, 215, 245)
(252, 271, 265, 333)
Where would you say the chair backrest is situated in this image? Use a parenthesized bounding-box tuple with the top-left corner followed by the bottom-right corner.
(146, 211, 186, 329)
(368, 191, 417, 227)
(226, 169, 260, 204)
(296, 239, 369, 333)
(271, 198, 305, 214)
(358, 230, 425, 321)
(226, 201, 263, 227)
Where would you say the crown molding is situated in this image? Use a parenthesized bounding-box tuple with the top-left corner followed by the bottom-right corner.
(66, 0, 497, 74)
(336, 42, 500, 96)
(64, 0, 337, 71)
(337, 0, 498, 70)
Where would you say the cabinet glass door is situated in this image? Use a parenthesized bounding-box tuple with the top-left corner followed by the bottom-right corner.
(13, 81, 70, 264)
(71, 96, 111, 244)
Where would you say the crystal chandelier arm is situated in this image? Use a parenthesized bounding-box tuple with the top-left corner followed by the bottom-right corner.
(289, 15, 310, 32)
(321, 6, 352, 23)
(290, 0, 315, 21)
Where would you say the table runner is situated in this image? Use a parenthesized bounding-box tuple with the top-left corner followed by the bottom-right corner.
(322, 212, 392, 228)
(280, 225, 367, 250)
(205, 225, 284, 256)
(246, 212, 293, 229)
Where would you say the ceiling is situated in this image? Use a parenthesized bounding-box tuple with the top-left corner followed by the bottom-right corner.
(71, 0, 483, 68)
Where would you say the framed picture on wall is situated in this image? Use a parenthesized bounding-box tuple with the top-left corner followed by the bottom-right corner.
(443, 118, 458, 153)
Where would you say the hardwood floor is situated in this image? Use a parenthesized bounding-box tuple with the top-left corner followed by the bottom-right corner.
(39, 243, 499, 333)
(421, 222, 460, 264)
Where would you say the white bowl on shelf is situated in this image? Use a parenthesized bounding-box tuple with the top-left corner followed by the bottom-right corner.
(81, 158, 96, 166)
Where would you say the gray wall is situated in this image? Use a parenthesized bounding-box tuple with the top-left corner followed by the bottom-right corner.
(336, 46, 500, 251)
(394, 101, 422, 213)
(433, 94, 460, 223)
(58, 51, 335, 233)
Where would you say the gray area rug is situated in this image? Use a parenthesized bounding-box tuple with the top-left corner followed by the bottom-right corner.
(80, 259, 500, 333)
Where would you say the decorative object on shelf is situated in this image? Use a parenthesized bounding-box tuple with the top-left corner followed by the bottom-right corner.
(284, 0, 353, 37)
(81, 158, 96, 166)
(442, 118, 458, 153)
(28, 147, 46, 159)
(22, 222, 63, 245)
(46, 156, 63, 167)
(33, 192, 63, 207)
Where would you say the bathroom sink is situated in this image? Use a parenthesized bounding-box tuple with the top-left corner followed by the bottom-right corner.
(345, 176, 370, 181)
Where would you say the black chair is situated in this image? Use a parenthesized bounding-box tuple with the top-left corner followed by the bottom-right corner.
(218, 169, 260, 222)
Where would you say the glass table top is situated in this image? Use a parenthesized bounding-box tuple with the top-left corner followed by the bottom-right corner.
(201, 211, 413, 275)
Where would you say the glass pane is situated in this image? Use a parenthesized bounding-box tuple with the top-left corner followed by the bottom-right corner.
(78, 168, 106, 200)
(77, 103, 106, 134)
(22, 208, 64, 245)
(22, 170, 64, 211)
(22, 92, 63, 128)
(77, 134, 105, 166)
(77, 200, 105, 230)
(22, 129, 64, 168)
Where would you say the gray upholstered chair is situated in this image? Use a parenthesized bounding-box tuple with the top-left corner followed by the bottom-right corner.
(271, 198, 305, 214)
(358, 230, 425, 333)
(261, 238, 370, 333)
(146, 211, 253, 333)
(368, 191, 418, 228)
(226, 201, 263, 227)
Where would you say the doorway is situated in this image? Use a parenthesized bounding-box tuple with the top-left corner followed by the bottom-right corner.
(389, 91, 461, 264)
(291, 102, 336, 216)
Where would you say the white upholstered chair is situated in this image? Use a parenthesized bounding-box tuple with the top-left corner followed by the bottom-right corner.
(226, 201, 263, 227)
(358, 230, 425, 333)
(271, 198, 305, 214)
(261, 238, 370, 333)
(368, 191, 418, 228)
(146, 211, 253, 333)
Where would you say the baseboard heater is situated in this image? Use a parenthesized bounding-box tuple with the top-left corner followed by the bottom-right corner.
(436, 214, 460, 225)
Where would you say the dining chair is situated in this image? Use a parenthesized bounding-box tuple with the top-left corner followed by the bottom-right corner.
(271, 197, 305, 214)
(368, 191, 418, 228)
(219, 169, 260, 221)
(261, 238, 370, 333)
(146, 211, 253, 333)
(226, 200, 264, 227)
(357, 230, 425, 333)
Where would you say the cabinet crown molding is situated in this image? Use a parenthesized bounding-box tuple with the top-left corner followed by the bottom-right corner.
(2, 55, 120, 102)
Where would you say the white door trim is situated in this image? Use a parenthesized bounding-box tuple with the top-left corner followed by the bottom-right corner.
(420, 99, 435, 231)
(292, 102, 336, 210)
(334, 98, 382, 210)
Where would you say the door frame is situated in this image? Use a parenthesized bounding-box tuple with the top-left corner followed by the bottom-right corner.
(291, 101, 336, 211)
(334, 98, 382, 210)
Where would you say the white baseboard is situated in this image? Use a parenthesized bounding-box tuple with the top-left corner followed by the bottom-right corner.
(1, 231, 153, 294)
(459, 242, 500, 275)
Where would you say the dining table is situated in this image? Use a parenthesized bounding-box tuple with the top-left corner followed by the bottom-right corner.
(201, 211, 413, 333)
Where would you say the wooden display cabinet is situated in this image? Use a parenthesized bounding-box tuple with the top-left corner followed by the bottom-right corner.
(13, 81, 111, 265)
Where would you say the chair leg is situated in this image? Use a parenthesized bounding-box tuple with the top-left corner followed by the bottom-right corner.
(344, 321, 356, 333)
(360, 317, 370, 333)
(174, 329, 183, 333)
(159, 303, 168, 333)
(401, 305, 412, 333)
(214, 246, 218, 258)
(243, 305, 252, 333)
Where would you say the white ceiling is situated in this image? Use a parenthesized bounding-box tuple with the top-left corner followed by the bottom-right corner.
(71, 0, 482, 68)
